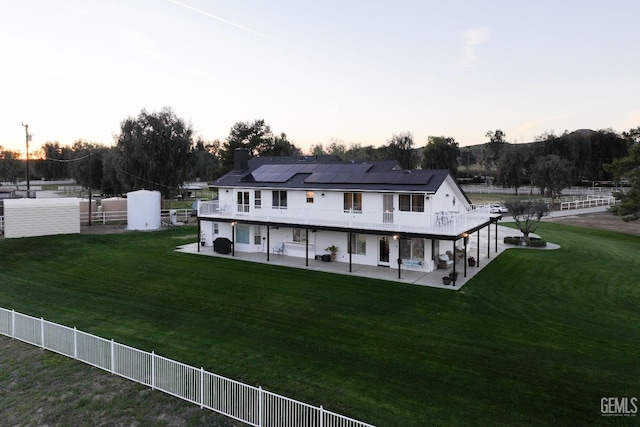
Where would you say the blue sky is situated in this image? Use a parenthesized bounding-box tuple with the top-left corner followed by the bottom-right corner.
(2, 0, 639, 155)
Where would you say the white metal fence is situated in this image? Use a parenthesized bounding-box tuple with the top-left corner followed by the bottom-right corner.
(0, 307, 374, 427)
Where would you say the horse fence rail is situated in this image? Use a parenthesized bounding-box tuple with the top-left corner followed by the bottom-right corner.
(0, 307, 374, 427)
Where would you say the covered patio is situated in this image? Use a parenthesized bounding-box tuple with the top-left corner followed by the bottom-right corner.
(176, 224, 553, 290)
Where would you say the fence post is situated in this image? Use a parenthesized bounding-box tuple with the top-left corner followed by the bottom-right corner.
(73, 327, 77, 359)
(11, 309, 15, 338)
(320, 405, 324, 427)
(151, 351, 156, 390)
(40, 317, 44, 348)
(200, 367, 204, 409)
(259, 386, 263, 427)
(111, 339, 115, 374)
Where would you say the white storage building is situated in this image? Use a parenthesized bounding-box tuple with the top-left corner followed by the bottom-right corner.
(3, 198, 80, 238)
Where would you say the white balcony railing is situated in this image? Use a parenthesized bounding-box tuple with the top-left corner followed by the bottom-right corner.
(199, 201, 492, 236)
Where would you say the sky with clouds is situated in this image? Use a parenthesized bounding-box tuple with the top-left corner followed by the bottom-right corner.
(1, 0, 639, 155)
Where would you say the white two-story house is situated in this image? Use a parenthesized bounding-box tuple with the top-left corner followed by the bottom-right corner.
(197, 149, 499, 278)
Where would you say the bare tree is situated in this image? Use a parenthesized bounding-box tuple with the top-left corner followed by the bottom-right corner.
(504, 199, 549, 243)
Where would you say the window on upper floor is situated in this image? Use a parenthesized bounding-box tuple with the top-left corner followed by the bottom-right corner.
(272, 190, 287, 209)
(255, 190, 262, 209)
(399, 194, 424, 212)
(343, 192, 362, 213)
(306, 191, 314, 203)
(237, 191, 250, 213)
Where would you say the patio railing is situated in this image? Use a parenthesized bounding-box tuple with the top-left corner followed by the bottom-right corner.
(199, 202, 492, 236)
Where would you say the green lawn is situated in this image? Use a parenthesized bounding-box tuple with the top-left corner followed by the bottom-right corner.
(0, 223, 638, 426)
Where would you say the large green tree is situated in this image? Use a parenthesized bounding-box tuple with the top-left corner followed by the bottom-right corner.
(497, 145, 527, 194)
(68, 141, 109, 192)
(385, 132, 418, 170)
(36, 142, 72, 180)
(485, 129, 507, 167)
(113, 107, 194, 199)
(0, 148, 23, 184)
(608, 126, 640, 221)
(190, 139, 219, 182)
(585, 129, 628, 182)
(534, 129, 627, 183)
(218, 120, 299, 175)
(422, 136, 460, 176)
(531, 154, 573, 204)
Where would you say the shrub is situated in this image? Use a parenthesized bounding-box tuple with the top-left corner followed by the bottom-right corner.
(527, 239, 547, 247)
(503, 236, 522, 245)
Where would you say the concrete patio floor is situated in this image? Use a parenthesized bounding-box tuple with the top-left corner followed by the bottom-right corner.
(176, 223, 559, 290)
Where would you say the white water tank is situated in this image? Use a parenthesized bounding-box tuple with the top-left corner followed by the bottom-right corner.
(126, 190, 161, 230)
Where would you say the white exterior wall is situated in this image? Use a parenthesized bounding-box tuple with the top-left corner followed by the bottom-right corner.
(204, 182, 475, 271)
(4, 198, 80, 238)
(217, 183, 470, 230)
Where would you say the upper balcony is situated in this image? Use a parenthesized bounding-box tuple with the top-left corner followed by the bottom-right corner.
(199, 201, 494, 237)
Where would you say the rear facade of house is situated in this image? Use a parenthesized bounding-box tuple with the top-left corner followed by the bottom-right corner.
(197, 149, 496, 273)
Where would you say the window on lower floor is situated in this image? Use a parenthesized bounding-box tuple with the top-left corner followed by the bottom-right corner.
(292, 228, 306, 243)
(349, 233, 366, 255)
(213, 223, 219, 234)
(235, 225, 250, 244)
(400, 238, 424, 260)
(254, 227, 261, 245)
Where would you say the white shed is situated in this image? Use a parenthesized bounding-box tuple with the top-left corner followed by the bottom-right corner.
(3, 198, 80, 238)
(127, 190, 161, 230)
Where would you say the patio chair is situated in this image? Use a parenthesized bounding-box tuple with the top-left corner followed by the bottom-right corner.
(436, 254, 453, 269)
(273, 242, 284, 255)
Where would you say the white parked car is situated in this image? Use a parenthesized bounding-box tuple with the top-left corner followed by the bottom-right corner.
(490, 203, 509, 214)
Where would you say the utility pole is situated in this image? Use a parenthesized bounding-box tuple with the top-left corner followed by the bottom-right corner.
(88, 150, 92, 226)
(21, 123, 31, 196)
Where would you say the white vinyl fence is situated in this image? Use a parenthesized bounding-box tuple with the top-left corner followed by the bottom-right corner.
(0, 307, 374, 427)
(560, 196, 618, 210)
(79, 209, 191, 225)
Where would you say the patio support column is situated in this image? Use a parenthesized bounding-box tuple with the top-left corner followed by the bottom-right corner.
(305, 228, 309, 267)
(463, 235, 468, 277)
(348, 232, 352, 272)
(495, 220, 499, 253)
(197, 220, 201, 253)
(487, 221, 491, 259)
(232, 221, 236, 257)
(267, 226, 270, 262)
(476, 230, 481, 268)
(452, 240, 456, 282)
(397, 237, 402, 279)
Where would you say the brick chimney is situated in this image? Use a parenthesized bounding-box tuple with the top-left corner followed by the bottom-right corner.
(234, 148, 249, 171)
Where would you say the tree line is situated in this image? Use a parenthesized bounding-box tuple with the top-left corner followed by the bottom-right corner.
(1, 107, 638, 217)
